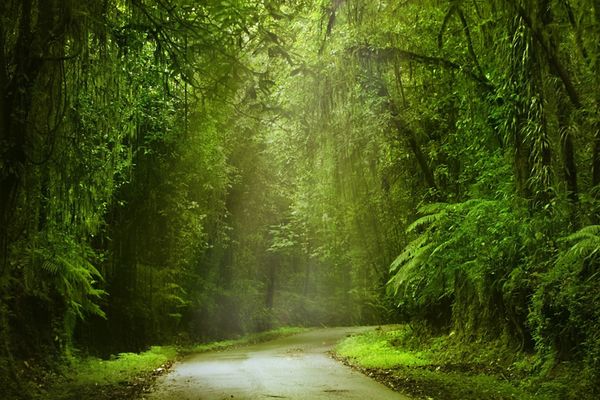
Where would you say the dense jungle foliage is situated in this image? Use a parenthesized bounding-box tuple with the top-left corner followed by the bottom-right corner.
(1, 0, 599, 398)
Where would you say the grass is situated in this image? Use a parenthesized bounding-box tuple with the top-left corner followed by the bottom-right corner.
(68, 345, 178, 386)
(34, 346, 177, 400)
(335, 329, 430, 368)
(335, 326, 600, 400)
(334, 325, 543, 400)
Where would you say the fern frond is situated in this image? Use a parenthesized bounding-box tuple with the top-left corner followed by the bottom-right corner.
(563, 238, 600, 263)
(85, 302, 106, 319)
(564, 225, 600, 243)
(430, 235, 460, 258)
(407, 211, 444, 233)
(41, 259, 59, 274)
(557, 225, 600, 268)
(463, 199, 499, 217)
(388, 243, 434, 295)
(390, 235, 428, 272)
(418, 202, 448, 215)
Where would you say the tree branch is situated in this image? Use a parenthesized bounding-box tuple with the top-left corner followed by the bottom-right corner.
(352, 46, 494, 92)
(457, 8, 485, 81)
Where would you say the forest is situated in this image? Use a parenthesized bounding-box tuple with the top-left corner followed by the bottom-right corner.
(1, 0, 599, 399)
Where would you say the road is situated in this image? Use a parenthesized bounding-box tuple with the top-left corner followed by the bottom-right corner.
(146, 326, 411, 400)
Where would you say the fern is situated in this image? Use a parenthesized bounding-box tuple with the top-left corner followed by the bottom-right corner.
(557, 225, 600, 266)
(406, 211, 444, 233)
(430, 235, 461, 258)
(530, 224, 600, 364)
(418, 202, 449, 215)
(388, 243, 434, 297)
(388, 197, 519, 333)
(406, 203, 448, 233)
(390, 235, 428, 272)
(564, 225, 600, 243)
(19, 232, 106, 319)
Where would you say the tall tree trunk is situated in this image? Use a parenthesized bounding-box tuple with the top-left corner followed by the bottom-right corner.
(539, 0, 578, 209)
(0, 0, 41, 392)
(513, 124, 532, 199)
(265, 255, 276, 310)
(387, 98, 438, 194)
(0, 0, 51, 270)
(559, 105, 578, 206)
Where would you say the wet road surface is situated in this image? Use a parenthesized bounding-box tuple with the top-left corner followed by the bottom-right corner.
(146, 326, 411, 400)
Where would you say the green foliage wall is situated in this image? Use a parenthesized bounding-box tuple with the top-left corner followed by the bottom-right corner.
(304, 0, 600, 386)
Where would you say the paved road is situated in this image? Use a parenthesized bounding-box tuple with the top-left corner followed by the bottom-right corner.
(146, 327, 411, 400)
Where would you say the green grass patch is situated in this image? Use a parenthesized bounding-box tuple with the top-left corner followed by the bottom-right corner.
(70, 345, 177, 386)
(335, 329, 430, 368)
(334, 326, 540, 400)
(37, 346, 177, 400)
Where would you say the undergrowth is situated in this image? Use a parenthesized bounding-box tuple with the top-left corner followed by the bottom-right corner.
(334, 325, 597, 400)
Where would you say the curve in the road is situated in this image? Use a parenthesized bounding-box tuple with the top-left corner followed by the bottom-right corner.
(146, 326, 411, 400)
